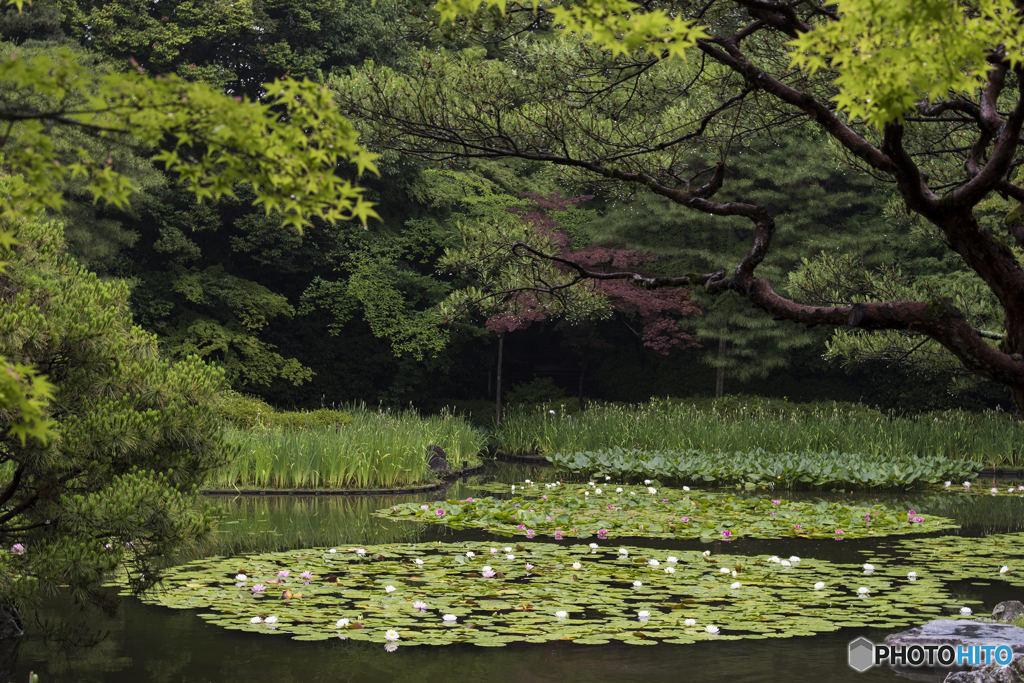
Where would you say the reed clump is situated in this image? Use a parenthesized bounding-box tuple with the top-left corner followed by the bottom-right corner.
(496, 397, 1023, 466)
(208, 404, 485, 490)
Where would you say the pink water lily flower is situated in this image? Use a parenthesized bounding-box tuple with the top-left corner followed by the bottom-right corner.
(252, 584, 266, 593)
(300, 571, 313, 579)
(721, 530, 732, 538)
(436, 509, 445, 517)
(277, 570, 290, 577)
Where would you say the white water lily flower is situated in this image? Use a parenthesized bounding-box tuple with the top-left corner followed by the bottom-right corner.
(616, 487, 623, 493)
(385, 629, 400, 642)
(415, 558, 424, 565)
(857, 587, 870, 595)
(863, 563, 875, 572)
(768, 556, 780, 563)
(588, 481, 594, 486)
(961, 607, 973, 616)
(506, 554, 515, 560)
(385, 585, 396, 593)
(524, 480, 531, 484)
(605, 475, 611, 480)
(250, 616, 261, 624)
(992, 487, 1000, 494)
(649, 559, 660, 568)
(589, 543, 599, 549)
(684, 618, 696, 626)
(329, 549, 336, 553)
(703, 550, 711, 557)
(336, 618, 350, 627)
(683, 486, 691, 491)
(789, 556, 801, 563)
(665, 566, 676, 574)
(633, 581, 642, 588)
(595, 489, 602, 494)
(644, 480, 652, 485)
(667, 556, 678, 563)
(504, 547, 512, 553)
(814, 582, 825, 590)
(555, 610, 568, 618)
(619, 548, 629, 556)
(732, 570, 738, 577)
(964, 482, 971, 488)
(637, 610, 651, 618)
(706, 625, 719, 634)
(907, 572, 917, 579)
(384, 642, 398, 652)
(482, 566, 492, 573)
(647, 487, 657, 494)
(584, 491, 589, 497)
(572, 562, 582, 570)
(442, 614, 457, 622)
(466, 551, 475, 558)
(781, 560, 791, 567)
(356, 548, 366, 556)
(1001, 566, 1010, 574)
(730, 582, 741, 589)
(265, 616, 278, 625)
(945, 481, 952, 487)
(720, 568, 730, 574)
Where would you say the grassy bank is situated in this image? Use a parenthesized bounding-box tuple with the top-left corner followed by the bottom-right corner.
(207, 405, 485, 490)
(496, 398, 1021, 466)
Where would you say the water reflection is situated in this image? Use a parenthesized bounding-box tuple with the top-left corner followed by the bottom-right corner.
(12, 464, 1024, 682)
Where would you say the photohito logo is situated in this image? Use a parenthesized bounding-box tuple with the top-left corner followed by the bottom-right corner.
(848, 637, 1014, 671)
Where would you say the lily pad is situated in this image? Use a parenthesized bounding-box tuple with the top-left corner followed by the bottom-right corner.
(131, 542, 962, 647)
(375, 481, 956, 541)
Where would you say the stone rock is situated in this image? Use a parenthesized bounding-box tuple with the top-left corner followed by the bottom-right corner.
(885, 620, 1024, 653)
(426, 445, 451, 475)
(944, 653, 1024, 682)
(993, 602, 1024, 625)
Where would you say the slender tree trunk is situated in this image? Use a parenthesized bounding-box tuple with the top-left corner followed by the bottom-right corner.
(495, 333, 504, 427)
(578, 355, 588, 411)
(715, 331, 726, 398)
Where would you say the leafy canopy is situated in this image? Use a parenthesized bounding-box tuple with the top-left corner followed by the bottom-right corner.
(436, 0, 1023, 128)
(790, 0, 1024, 127)
(0, 49, 380, 231)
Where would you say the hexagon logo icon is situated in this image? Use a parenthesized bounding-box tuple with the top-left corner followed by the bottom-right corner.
(848, 637, 875, 672)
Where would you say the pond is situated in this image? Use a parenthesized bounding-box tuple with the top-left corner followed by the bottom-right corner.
(14, 465, 1024, 682)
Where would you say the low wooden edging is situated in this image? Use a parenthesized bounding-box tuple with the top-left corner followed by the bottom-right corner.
(199, 465, 485, 497)
(493, 452, 552, 464)
(978, 468, 1024, 478)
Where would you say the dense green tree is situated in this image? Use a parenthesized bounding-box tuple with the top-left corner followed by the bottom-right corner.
(2, 0, 412, 95)
(0, 40, 377, 637)
(0, 214, 228, 630)
(332, 0, 1024, 412)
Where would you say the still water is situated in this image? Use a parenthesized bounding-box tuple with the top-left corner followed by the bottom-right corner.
(14, 466, 1024, 682)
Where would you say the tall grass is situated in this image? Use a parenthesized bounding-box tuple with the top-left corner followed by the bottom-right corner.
(208, 405, 486, 490)
(496, 399, 1024, 465)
